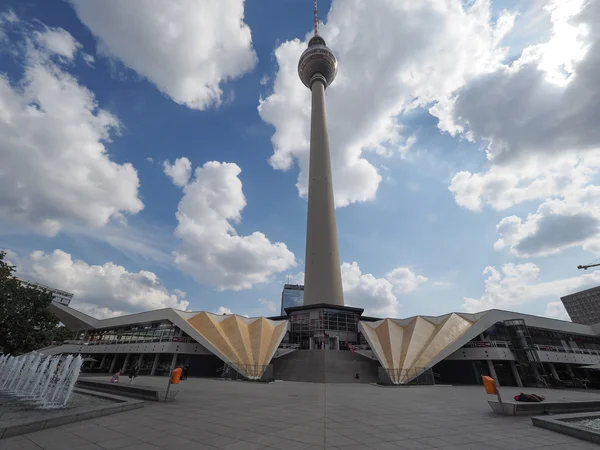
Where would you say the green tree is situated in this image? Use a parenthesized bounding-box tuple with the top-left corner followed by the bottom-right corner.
(0, 251, 61, 355)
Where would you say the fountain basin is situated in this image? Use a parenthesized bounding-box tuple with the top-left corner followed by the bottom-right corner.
(0, 388, 143, 439)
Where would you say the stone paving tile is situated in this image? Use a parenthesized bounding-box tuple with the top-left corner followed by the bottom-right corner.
(266, 438, 315, 450)
(487, 437, 549, 449)
(369, 442, 409, 450)
(4, 380, 600, 450)
(0, 437, 44, 450)
(98, 437, 146, 450)
(117, 444, 161, 450)
(394, 440, 434, 450)
(414, 437, 451, 448)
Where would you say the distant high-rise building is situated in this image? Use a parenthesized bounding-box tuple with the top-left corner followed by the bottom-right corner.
(561, 286, 600, 325)
(281, 284, 304, 315)
(18, 278, 73, 306)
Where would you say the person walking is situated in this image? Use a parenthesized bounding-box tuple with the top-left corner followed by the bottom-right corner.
(129, 365, 139, 385)
(182, 364, 190, 380)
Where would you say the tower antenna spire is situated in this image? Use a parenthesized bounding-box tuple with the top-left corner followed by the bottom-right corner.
(314, 0, 319, 36)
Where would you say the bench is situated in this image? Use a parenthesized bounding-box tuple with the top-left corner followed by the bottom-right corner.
(489, 399, 600, 416)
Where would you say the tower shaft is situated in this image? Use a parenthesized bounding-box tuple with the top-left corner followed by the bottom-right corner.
(303, 77, 344, 307)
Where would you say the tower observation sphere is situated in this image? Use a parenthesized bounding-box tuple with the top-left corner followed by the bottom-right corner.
(298, 35, 338, 89)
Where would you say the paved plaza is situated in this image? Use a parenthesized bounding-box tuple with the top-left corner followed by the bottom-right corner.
(2, 378, 599, 450)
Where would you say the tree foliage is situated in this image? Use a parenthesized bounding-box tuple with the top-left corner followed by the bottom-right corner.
(0, 251, 63, 355)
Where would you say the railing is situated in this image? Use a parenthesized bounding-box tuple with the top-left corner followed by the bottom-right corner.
(84, 336, 196, 346)
(352, 344, 371, 350)
(278, 343, 300, 349)
(378, 367, 434, 385)
(464, 340, 510, 348)
(462, 340, 600, 357)
(534, 344, 600, 356)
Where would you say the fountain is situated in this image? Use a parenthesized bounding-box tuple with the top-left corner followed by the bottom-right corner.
(0, 353, 82, 409)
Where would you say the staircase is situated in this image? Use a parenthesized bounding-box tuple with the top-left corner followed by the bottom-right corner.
(272, 350, 379, 383)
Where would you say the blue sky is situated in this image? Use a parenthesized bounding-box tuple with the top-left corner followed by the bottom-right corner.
(1, 0, 600, 321)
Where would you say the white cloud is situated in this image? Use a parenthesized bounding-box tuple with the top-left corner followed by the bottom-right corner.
(0, 10, 18, 41)
(34, 27, 81, 60)
(10, 249, 188, 318)
(545, 301, 570, 321)
(173, 161, 296, 290)
(70, 0, 257, 110)
(285, 272, 305, 286)
(283, 263, 428, 317)
(341, 262, 397, 318)
(438, 1, 600, 220)
(258, 298, 277, 314)
(215, 306, 233, 315)
(386, 267, 428, 293)
(494, 194, 600, 257)
(0, 26, 143, 237)
(81, 53, 94, 67)
(447, 154, 597, 212)
(463, 262, 600, 313)
(258, 0, 514, 207)
(163, 157, 192, 187)
(259, 74, 269, 86)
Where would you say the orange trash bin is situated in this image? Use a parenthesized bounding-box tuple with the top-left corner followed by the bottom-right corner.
(482, 375, 497, 394)
(171, 367, 182, 384)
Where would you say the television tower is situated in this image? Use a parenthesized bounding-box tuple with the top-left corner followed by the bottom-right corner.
(298, 0, 344, 307)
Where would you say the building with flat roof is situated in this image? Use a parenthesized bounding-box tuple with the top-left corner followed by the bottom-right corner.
(280, 284, 304, 315)
(44, 301, 600, 387)
(18, 278, 73, 306)
(561, 285, 600, 325)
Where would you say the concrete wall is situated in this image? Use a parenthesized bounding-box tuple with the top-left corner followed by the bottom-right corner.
(446, 347, 516, 361)
(272, 350, 379, 383)
(446, 347, 600, 365)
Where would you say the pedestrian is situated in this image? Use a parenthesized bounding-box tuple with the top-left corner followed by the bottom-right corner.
(111, 369, 120, 383)
(182, 364, 190, 380)
(129, 365, 139, 385)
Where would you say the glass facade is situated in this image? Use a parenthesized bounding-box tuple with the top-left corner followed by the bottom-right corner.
(83, 321, 187, 345)
(281, 284, 304, 315)
(289, 308, 359, 349)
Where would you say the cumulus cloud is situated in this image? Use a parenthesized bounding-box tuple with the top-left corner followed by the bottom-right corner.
(172, 161, 296, 290)
(9, 249, 188, 318)
(342, 262, 398, 318)
(258, 298, 277, 314)
(285, 263, 427, 317)
(493, 184, 600, 257)
(386, 267, 428, 293)
(70, 0, 257, 110)
(258, 0, 514, 207)
(435, 1, 600, 258)
(215, 306, 233, 315)
(463, 262, 600, 314)
(163, 157, 192, 187)
(0, 25, 143, 236)
(545, 301, 570, 321)
(436, 0, 595, 163)
(34, 27, 81, 60)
